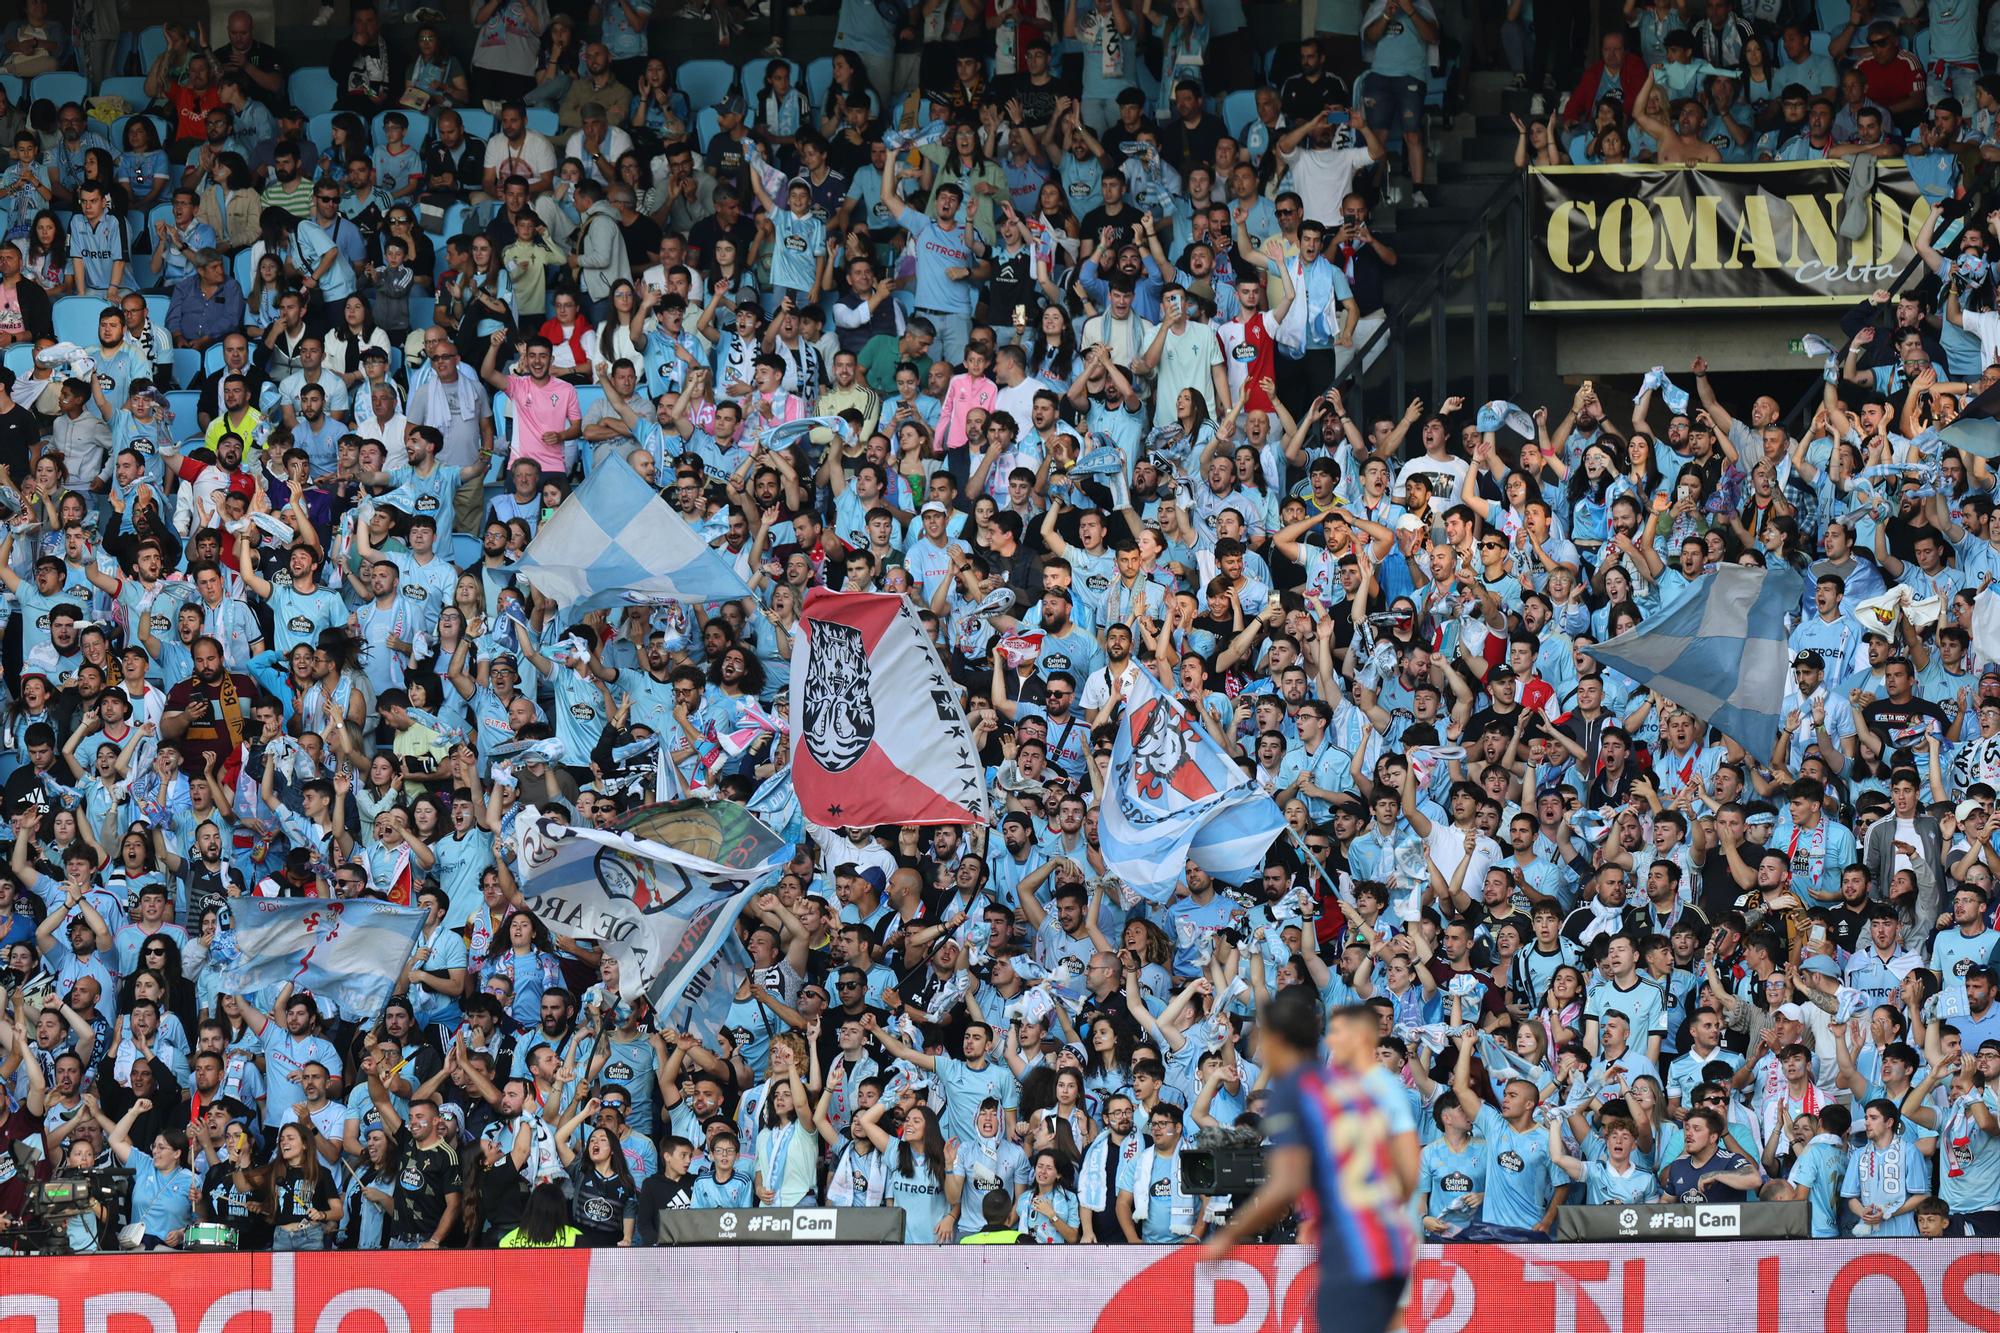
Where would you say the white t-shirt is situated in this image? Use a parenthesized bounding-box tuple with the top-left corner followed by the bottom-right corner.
(1278, 141, 1377, 231)
(483, 132, 559, 185)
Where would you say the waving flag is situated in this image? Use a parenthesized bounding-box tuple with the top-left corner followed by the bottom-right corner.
(211, 899, 426, 1022)
(1097, 666, 1284, 903)
(512, 806, 785, 1001)
(753, 414, 856, 458)
(512, 451, 753, 612)
(1585, 564, 1803, 758)
(716, 699, 788, 758)
(790, 588, 989, 826)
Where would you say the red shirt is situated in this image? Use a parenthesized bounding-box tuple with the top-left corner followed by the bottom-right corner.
(1223, 312, 1277, 412)
(166, 84, 222, 146)
(1858, 51, 1923, 115)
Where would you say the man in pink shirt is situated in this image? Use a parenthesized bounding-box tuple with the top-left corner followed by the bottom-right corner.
(739, 354, 806, 432)
(934, 341, 997, 491)
(481, 330, 581, 477)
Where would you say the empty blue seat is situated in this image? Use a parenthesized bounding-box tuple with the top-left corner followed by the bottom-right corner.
(29, 72, 88, 109)
(291, 68, 338, 117)
(676, 59, 736, 111)
(51, 298, 105, 348)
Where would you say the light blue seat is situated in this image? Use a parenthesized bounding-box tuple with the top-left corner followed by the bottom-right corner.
(29, 72, 88, 109)
(98, 77, 149, 106)
(52, 298, 105, 348)
(1, 345, 32, 382)
(525, 107, 559, 139)
(137, 27, 169, 79)
(805, 56, 834, 104)
(457, 107, 496, 140)
(171, 347, 200, 387)
(204, 343, 230, 374)
(291, 68, 338, 118)
(676, 59, 736, 111)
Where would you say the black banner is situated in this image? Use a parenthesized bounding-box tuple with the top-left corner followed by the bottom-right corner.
(1555, 1201, 1811, 1242)
(1530, 162, 1934, 311)
(656, 1206, 906, 1245)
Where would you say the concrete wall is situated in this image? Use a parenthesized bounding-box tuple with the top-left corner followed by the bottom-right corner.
(1548, 312, 1850, 377)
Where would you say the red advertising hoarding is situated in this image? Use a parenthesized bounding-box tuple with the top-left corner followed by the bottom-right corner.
(0, 1242, 1990, 1332)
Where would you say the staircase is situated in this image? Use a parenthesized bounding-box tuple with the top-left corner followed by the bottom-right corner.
(1334, 68, 1537, 423)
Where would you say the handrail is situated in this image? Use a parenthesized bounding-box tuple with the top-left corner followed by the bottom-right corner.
(1330, 171, 1527, 421)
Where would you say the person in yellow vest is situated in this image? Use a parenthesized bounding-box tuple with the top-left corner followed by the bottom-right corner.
(958, 1189, 1030, 1244)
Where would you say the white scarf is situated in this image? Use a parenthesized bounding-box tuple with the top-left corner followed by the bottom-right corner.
(1078, 1131, 1139, 1213)
(1129, 1143, 1195, 1234)
(826, 1143, 888, 1207)
(1578, 897, 1625, 946)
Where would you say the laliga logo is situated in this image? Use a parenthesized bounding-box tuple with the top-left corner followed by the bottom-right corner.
(1619, 1207, 1639, 1230)
(719, 1212, 739, 1235)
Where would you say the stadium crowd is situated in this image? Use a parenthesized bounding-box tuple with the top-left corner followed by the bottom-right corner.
(0, 0, 1993, 1263)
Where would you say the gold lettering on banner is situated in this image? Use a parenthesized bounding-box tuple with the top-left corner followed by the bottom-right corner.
(1652, 194, 1722, 271)
(1547, 200, 1597, 273)
(1535, 170, 1938, 303)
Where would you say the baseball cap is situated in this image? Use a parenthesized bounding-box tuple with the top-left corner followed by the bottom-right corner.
(920, 500, 947, 516)
(1045, 586, 1073, 602)
(1792, 649, 1823, 669)
(719, 94, 748, 116)
(1774, 1003, 1807, 1021)
(1800, 954, 1840, 979)
(1959, 799, 1987, 821)
(858, 865, 888, 893)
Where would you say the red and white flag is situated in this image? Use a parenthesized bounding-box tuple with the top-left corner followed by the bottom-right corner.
(789, 589, 990, 827)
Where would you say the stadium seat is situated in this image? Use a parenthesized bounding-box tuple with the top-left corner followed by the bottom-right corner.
(51, 298, 103, 348)
(29, 72, 88, 109)
(291, 68, 338, 118)
(374, 109, 429, 152)
(450, 532, 481, 567)
(164, 390, 200, 440)
(1221, 90, 1257, 142)
(172, 347, 200, 387)
(439, 201, 470, 240)
(526, 107, 559, 139)
(136, 26, 169, 78)
(805, 56, 834, 104)
(0, 75, 19, 105)
(1809, 29, 1831, 55)
(676, 59, 736, 111)
(1913, 27, 1931, 61)
(204, 344, 231, 374)
(98, 77, 149, 107)
(143, 292, 169, 333)
(457, 107, 496, 140)
(1, 345, 31, 382)
(234, 249, 256, 293)
(408, 293, 436, 332)
(695, 108, 721, 151)
(307, 113, 341, 159)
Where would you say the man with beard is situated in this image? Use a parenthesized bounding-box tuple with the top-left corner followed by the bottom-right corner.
(160, 637, 257, 777)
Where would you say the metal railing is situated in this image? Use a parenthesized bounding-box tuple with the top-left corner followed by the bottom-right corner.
(1332, 173, 1529, 421)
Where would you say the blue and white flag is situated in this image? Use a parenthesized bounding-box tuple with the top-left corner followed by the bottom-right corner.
(512, 451, 754, 612)
(1096, 666, 1284, 903)
(210, 898, 426, 1022)
(511, 807, 784, 1002)
(1585, 564, 1803, 758)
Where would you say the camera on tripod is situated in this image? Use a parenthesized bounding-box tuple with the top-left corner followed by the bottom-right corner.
(33, 1170, 131, 1219)
(1180, 1126, 1267, 1196)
